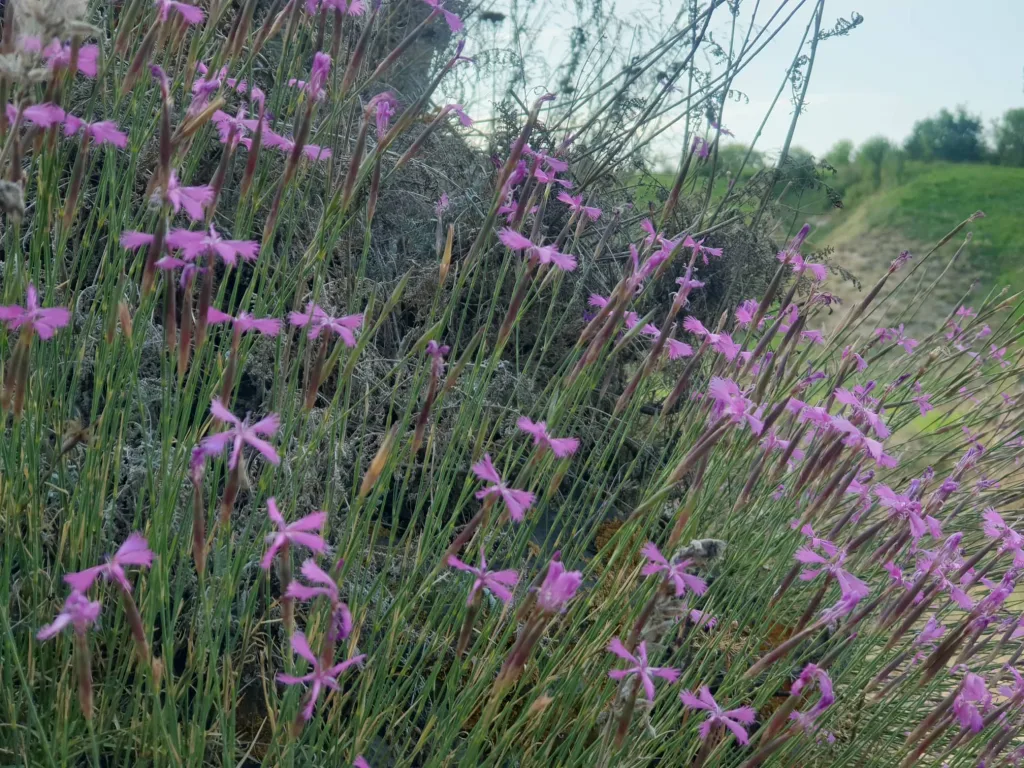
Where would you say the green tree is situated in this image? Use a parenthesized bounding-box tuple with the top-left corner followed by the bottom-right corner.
(903, 106, 985, 163)
(856, 136, 892, 189)
(825, 139, 854, 167)
(993, 108, 1024, 167)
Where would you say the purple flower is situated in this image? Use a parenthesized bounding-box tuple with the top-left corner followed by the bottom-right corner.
(199, 398, 280, 470)
(795, 534, 869, 603)
(0, 284, 70, 340)
(447, 548, 519, 605)
(791, 663, 835, 710)
(420, 0, 463, 30)
(691, 136, 710, 159)
(607, 638, 680, 701)
(65, 533, 154, 594)
(680, 686, 756, 746)
(914, 617, 945, 647)
(36, 591, 102, 640)
(875, 484, 941, 542)
(557, 192, 601, 221)
(735, 300, 758, 328)
(683, 317, 741, 361)
(435, 193, 450, 216)
(710, 120, 734, 137)
(161, 171, 215, 221)
(889, 249, 913, 273)
(277, 631, 365, 721)
(63, 116, 128, 148)
(953, 673, 990, 733)
(706, 377, 763, 434)
(261, 498, 328, 569)
(354, 758, 371, 768)
(165, 226, 260, 266)
(7, 102, 67, 128)
(471, 454, 535, 523)
(426, 340, 450, 378)
(368, 92, 399, 138)
(683, 235, 724, 266)
(516, 417, 579, 458)
(38, 39, 100, 77)
(205, 308, 281, 336)
(155, 0, 206, 24)
(288, 303, 364, 345)
(640, 542, 707, 598)
(497, 228, 577, 272)
(779, 250, 827, 281)
(912, 392, 933, 416)
(286, 559, 353, 643)
(535, 559, 582, 614)
(982, 509, 1024, 567)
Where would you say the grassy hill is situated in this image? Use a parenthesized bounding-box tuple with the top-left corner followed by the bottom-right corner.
(814, 163, 1024, 289)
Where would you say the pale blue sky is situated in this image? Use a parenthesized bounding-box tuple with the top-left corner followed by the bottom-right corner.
(514, 0, 1023, 157)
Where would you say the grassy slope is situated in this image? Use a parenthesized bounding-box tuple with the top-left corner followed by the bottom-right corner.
(816, 163, 1024, 288)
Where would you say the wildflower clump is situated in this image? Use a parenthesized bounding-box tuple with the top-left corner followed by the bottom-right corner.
(2, 1, 1022, 766)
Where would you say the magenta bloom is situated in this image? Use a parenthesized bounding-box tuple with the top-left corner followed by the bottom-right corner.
(953, 673, 990, 733)
(914, 617, 945, 647)
(557, 192, 601, 221)
(435, 193, 451, 216)
(161, 171, 215, 221)
(288, 303, 364, 346)
(261, 130, 333, 161)
(607, 638, 680, 701)
(154, 0, 206, 25)
(211, 106, 250, 148)
(421, 0, 463, 31)
(65, 533, 154, 593)
(875, 484, 941, 542)
(471, 454, 535, 523)
(426, 340, 450, 378)
(354, 758, 371, 768)
(497, 228, 577, 272)
(791, 663, 835, 710)
(535, 559, 582, 614)
(63, 116, 128, 148)
(680, 686, 756, 745)
(9, 102, 67, 128)
(0, 284, 70, 340)
(516, 417, 579, 458)
(683, 317, 740, 361)
(640, 542, 707, 598)
(36, 591, 102, 640)
(447, 548, 519, 605)
(305, 0, 367, 14)
(778, 250, 827, 281)
(199, 398, 280, 470)
(735, 299, 758, 328)
(40, 39, 100, 77)
(205, 308, 281, 336)
(665, 337, 694, 360)
(683, 235, 724, 266)
(261, 498, 328, 569)
(277, 631, 365, 721)
(286, 559, 353, 642)
(368, 92, 400, 139)
(707, 377, 763, 434)
(981, 508, 1024, 567)
(911, 392, 933, 416)
(165, 226, 260, 266)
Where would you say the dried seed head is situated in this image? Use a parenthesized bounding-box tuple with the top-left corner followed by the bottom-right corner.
(0, 180, 26, 220)
(15, 0, 89, 40)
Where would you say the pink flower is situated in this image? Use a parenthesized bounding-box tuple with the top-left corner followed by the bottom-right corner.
(36, 591, 102, 640)
(665, 337, 694, 360)
(535, 559, 582, 614)
(735, 300, 758, 328)
(640, 542, 707, 598)
(778, 250, 827, 281)
(953, 673, 990, 733)
(981, 508, 1024, 567)
(516, 417, 579, 458)
(62, 115, 128, 148)
(41, 40, 100, 77)
(368, 92, 399, 138)
(447, 548, 519, 605)
(199, 398, 280, 470)
(912, 392, 933, 416)
(691, 136, 710, 159)
(435, 193, 450, 216)
(354, 758, 371, 768)
(682, 317, 740, 361)
(914, 617, 945, 647)
(306, 0, 366, 15)
(286, 559, 353, 642)
(875, 484, 941, 542)
(842, 346, 868, 372)
(277, 631, 365, 721)
(791, 663, 835, 710)
(680, 686, 756, 746)
(165, 226, 260, 267)
(205, 308, 281, 336)
(211, 106, 250, 148)
(710, 120, 734, 137)
(607, 638, 680, 701)
(421, 0, 464, 32)
(288, 303, 364, 345)
(794, 535, 869, 602)
(683, 235, 724, 266)
(120, 231, 155, 251)
(0, 284, 70, 340)
(497, 228, 577, 272)
(802, 329, 825, 345)
(11, 103, 67, 128)
(557, 192, 601, 221)
(261, 498, 327, 569)
(471, 454, 535, 523)
(161, 171, 215, 221)
(689, 609, 717, 629)
(64, 533, 154, 594)
(707, 377, 763, 434)
(154, 0, 206, 25)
